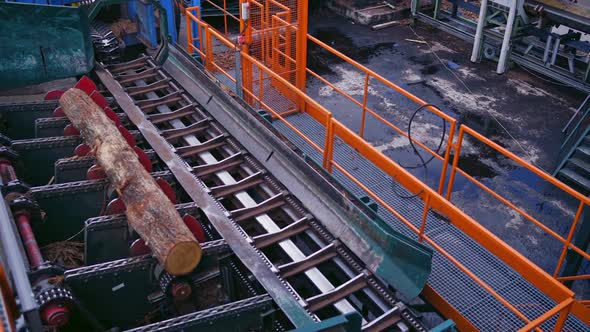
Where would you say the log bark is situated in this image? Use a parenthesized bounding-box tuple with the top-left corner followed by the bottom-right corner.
(59, 88, 201, 275)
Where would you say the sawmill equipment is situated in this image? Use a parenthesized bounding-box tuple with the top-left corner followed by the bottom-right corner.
(411, 0, 590, 92)
(0, 0, 589, 331)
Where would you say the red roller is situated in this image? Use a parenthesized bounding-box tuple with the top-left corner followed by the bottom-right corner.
(44, 90, 64, 101)
(104, 107, 122, 127)
(89, 91, 109, 110)
(156, 178, 176, 204)
(86, 164, 106, 180)
(53, 107, 65, 118)
(74, 76, 98, 95)
(41, 303, 69, 327)
(171, 282, 192, 301)
(130, 238, 151, 256)
(105, 198, 126, 215)
(63, 124, 80, 136)
(119, 126, 137, 147)
(74, 143, 91, 157)
(0, 162, 17, 184)
(134, 147, 153, 173)
(15, 212, 43, 268)
(182, 214, 206, 243)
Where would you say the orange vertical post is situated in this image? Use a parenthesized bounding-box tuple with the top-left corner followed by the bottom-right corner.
(553, 303, 572, 332)
(205, 26, 214, 72)
(553, 201, 585, 277)
(295, 0, 309, 112)
(437, 121, 456, 195)
(323, 115, 334, 172)
(446, 127, 465, 200)
(419, 194, 431, 241)
(186, 11, 193, 54)
(360, 73, 369, 138)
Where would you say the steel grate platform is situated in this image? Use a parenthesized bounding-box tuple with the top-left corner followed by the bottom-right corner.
(273, 112, 590, 331)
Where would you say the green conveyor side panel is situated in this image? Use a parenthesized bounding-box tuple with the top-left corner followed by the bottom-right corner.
(0, 2, 94, 90)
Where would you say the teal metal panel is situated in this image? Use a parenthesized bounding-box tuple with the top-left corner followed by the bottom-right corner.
(0, 2, 94, 90)
(353, 210, 433, 299)
(293, 312, 362, 332)
(429, 319, 457, 332)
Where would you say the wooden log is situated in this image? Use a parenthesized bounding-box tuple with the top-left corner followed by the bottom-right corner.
(59, 88, 201, 275)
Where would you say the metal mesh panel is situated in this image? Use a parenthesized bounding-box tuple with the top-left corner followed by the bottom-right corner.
(184, 2, 590, 327)
(210, 33, 238, 93)
(271, 112, 590, 331)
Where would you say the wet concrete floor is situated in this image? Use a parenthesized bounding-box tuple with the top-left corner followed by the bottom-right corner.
(305, 8, 589, 297)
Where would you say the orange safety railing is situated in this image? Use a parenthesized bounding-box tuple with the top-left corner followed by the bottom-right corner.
(306, 34, 457, 195)
(185, 4, 590, 330)
(304, 26, 590, 294)
(202, 0, 240, 35)
(449, 126, 590, 282)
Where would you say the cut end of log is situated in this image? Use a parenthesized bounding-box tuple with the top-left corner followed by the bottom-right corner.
(165, 241, 202, 276)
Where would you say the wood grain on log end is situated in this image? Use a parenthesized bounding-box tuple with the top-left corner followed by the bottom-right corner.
(166, 241, 202, 276)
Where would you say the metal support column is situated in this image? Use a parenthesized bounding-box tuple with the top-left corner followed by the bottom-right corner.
(160, 0, 177, 44)
(471, 0, 489, 63)
(0, 199, 43, 331)
(496, 0, 518, 74)
(410, 0, 419, 23)
(191, 0, 201, 50)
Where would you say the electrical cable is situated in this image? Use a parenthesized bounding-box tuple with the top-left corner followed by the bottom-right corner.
(392, 103, 447, 199)
(407, 24, 544, 170)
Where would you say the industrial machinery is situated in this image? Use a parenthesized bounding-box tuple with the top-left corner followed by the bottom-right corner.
(0, 1, 441, 331)
(0, 0, 589, 331)
(411, 0, 590, 92)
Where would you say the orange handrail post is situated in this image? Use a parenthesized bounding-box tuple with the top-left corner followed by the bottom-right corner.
(553, 200, 585, 277)
(360, 73, 369, 138)
(196, 8, 204, 56)
(554, 302, 573, 332)
(186, 9, 194, 55)
(517, 298, 574, 332)
(223, 0, 228, 35)
(419, 194, 431, 242)
(323, 115, 335, 172)
(446, 126, 465, 200)
(437, 121, 456, 195)
(205, 25, 214, 72)
(258, 66, 264, 107)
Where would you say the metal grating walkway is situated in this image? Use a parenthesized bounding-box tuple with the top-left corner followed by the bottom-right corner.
(273, 112, 590, 331)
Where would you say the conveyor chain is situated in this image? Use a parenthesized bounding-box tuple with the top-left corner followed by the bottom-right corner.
(95, 55, 426, 331)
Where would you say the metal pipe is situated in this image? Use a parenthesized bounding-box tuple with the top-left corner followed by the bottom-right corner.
(0, 199, 42, 330)
(497, 0, 518, 73)
(15, 213, 43, 269)
(471, 0, 489, 62)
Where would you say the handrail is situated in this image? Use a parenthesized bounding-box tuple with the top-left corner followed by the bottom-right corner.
(517, 298, 574, 332)
(310, 28, 590, 290)
(185, 5, 590, 327)
(307, 35, 456, 124)
(554, 94, 590, 175)
(562, 94, 590, 137)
